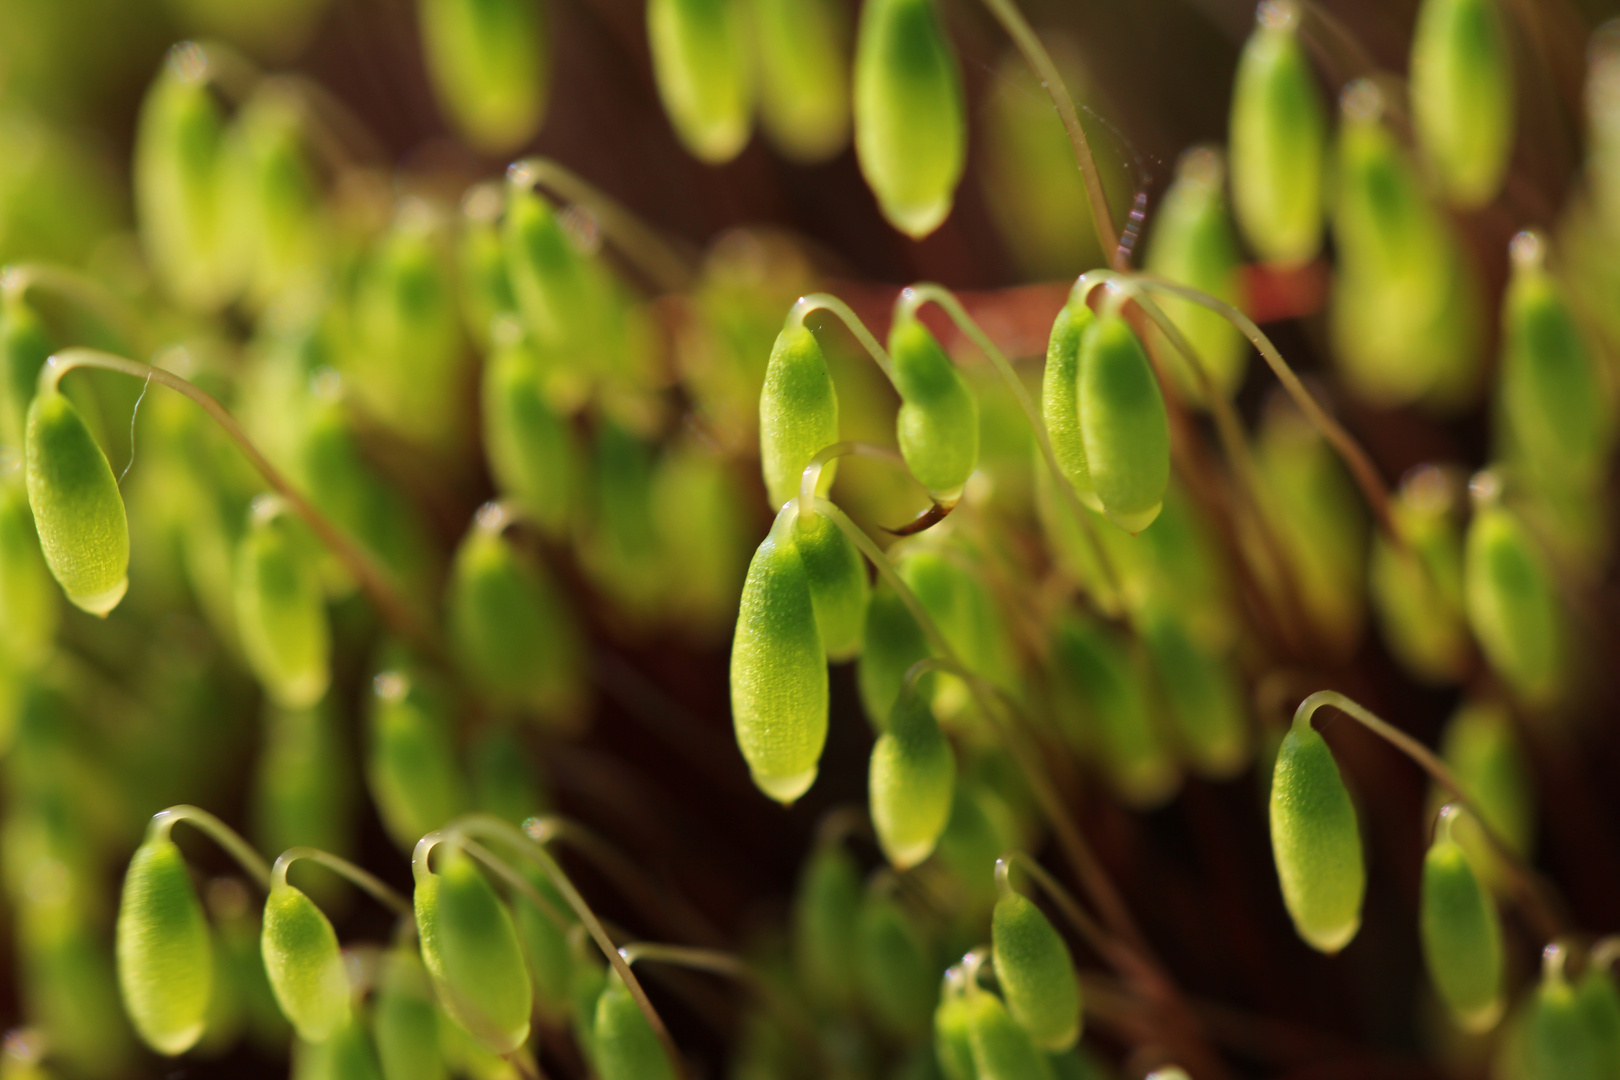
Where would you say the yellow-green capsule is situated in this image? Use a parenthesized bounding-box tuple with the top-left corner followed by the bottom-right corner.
(261, 883, 351, 1043)
(647, 0, 753, 164)
(24, 388, 129, 616)
(414, 842, 533, 1055)
(1578, 966, 1620, 1079)
(759, 323, 840, 510)
(933, 983, 977, 1080)
(853, 0, 966, 238)
(1410, 0, 1514, 209)
(898, 545, 1017, 719)
(469, 724, 550, 826)
(568, 939, 607, 1070)
(937, 783, 1004, 912)
(1521, 959, 1607, 1080)
(253, 703, 354, 868)
(1077, 312, 1169, 534)
(235, 504, 330, 709)
(653, 442, 750, 637)
(295, 1012, 386, 1080)
(857, 579, 931, 730)
(594, 973, 677, 1080)
(1437, 701, 1534, 880)
(791, 841, 861, 1008)
(481, 335, 579, 538)
(578, 420, 664, 619)
(1041, 298, 1097, 504)
(870, 691, 955, 869)
(750, 0, 849, 163)
(993, 892, 1081, 1052)
(964, 990, 1057, 1080)
(223, 87, 324, 309)
(1139, 606, 1249, 780)
(458, 188, 518, 349)
(115, 837, 212, 1055)
(365, 663, 467, 852)
(1269, 714, 1364, 953)
(1054, 614, 1177, 809)
(419, 0, 549, 154)
(513, 866, 574, 1022)
(502, 184, 596, 355)
(730, 502, 828, 804)
(372, 947, 447, 1080)
(793, 503, 868, 661)
(856, 891, 933, 1038)
(1144, 147, 1248, 404)
(1419, 809, 1503, 1032)
(1228, 1, 1326, 267)
(0, 478, 57, 669)
(1, 296, 53, 452)
(889, 313, 978, 503)
(1369, 467, 1469, 685)
(1464, 500, 1563, 707)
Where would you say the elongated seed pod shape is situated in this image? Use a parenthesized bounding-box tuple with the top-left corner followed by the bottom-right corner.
(1229, 2, 1326, 266)
(235, 509, 331, 709)
(1053, 615, 1177, 809)
(751, 0, 850, 163)
(1269, 715, 1364, 952)
(856, 891, 933, 1037)
(1464, 503, 1563, 707)
(1041, 299, 1098, 504)
(1, 296, 53, 450)
(414, 843, 533, 1054)
(1420, 815, 1504, 1031)
(367, 664, 468, 851)
(898, 546, 1018, 718)
(458, 203, 516, 349)
(964, 990, 1058, 1080)
(730, 502, 827, 803)
(857, 579, 931, 729)
(792, 842, 862, 1008)
(115, 837, 212, 1055)
(889, 314, 979, 501)
(934, 988, 977, 1080)
(1577, 968, 1620, 1079)
(593, 972, 677, 1080)
(0, 479, 58, 668)
(1410, 0, 1513, 208)
(759, 323, 840, 509)
(502, 186, 594, 349)
(569, 946, 607, 1069)
(647, 0, 753, 163)
(853, 0, 965, 237)
(870, 691, 955, 869)
(372, 947, 446, 1080)
(24, 389, 129, 616)
(1140, 607, 1250, 779)
(993, 891, 1081, 1051)
(1144, 147, 1248, 403)
(1522, 964, 1607, 1080)
(261, 883, 351, 1042)
(296, 1014, 386, 1080)
(223, 89, 324, 310)
(793, 504, 868, 661)
(1369, 478, 1470, 686)
(419, 0, 548, 154)
(482, 338, 579, 537)
(513, 867, 573, 1021)
(1439, 702, 1534, 867)
(1077, 313, 1169, 534)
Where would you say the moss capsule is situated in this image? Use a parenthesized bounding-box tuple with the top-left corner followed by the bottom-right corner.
(759, 323, 839, 510)
(750, 0, 850, 163)
(1054, 615, 1177, 809)
(963, 989, 1057, 1080)
(261, 883, 351, 1043)
(1077, 312, 1169, 534)
(223, 88, 324, 310)
(503, 185, 594, 352)
(414, 842, 533, 1055)
(235, 505, 330, 709)
(889, 313, 979, 503)
(793, 504, 868, 661)
(365, 662, 467, 852)
(870, 691, 955, 869)
(1410, 0, 1514, 208)
(1, 296, 53, 451)
(853, 0, 966, 238)
(0, 478, 58, 668)
(857, 579, 931, 730)
(1419, 810, 1503, 1031)
(933, 985, 977, 1080)
(372, 946, 446, 1080)
(1269, 715, 1364, 953)
(1578, 967, 1620, 1079)
(513, 866, 574, 1022)
(294, 1013, 386, 1080)
(1437, 702, 1534, 885)
(992, 891, 1081, 1051)
(24, 388, 129, 616)
(1369, 469, 1469, 685)
(419, 0, 548, 154)
(792, 841, 861, 1008)
(1139, 606, 1250, 780)
(481, 336, 580, 539)
(647, 0, 753, 164)
(115, 837, 212, 1055)
(1040, 298, 1098, 505)
(856, 891, 933, 1038)
(1464, 501, 1563, 707)
(1521, 960, 1606, 1080)
(593, 972, 677, 1080)
(730, 502, 828, 804)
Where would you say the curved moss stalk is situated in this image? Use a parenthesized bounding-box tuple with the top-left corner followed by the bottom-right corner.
(786, 293, 897, 384)
(271, 847, 414, 920)
(1, 264, 152, 356)
(995, 852, 1117, 965)
(149, 805, 273, 890)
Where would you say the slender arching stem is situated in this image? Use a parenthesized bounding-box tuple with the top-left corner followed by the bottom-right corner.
(1295, 691, 1565, 940)
(1, 264, 151, 355)
(40, 349, 439, 654)
(787, 294, 897, 384)
(149, 806, 272, 890)
(271, 847, 413, 919)
(995, 852, 1119, 965)
(976, 0, 1121, 263)
(508, 157, 697, 294)
(797, 440, 908, 522)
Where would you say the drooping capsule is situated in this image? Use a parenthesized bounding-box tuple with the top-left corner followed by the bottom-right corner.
(652, 441, 751, 638)
(294, 1012, 386, 1080)
(1053, 614, 1177, 808)
(365, 662, 467, 852)
(0, 477, 58, 668)
(936, 783, 1005, 912)
(458, 187, 517, 349)
(963, 989, 1058, 1080)
(223, 87, 325, 310)
(897, 545, 1017, 721)
(1520, 957, 1607, 1080)
(502, 184, 598, 361)
(1, 295, 54, 451)
(855, 891, 933, 1038)
(1578, 965, 1620, 1079)
(1464, 499, 1564, 707)
(933, 980, 977, 1080)
(1076, 312, 1169, 534)
(235, 503, 331, 709)
(577, 419, 665, 620)
(1409, 0, 1514, 209)
(512, 865, 574, 1022)
(593, 971, 678, 1080)
(253, 702, 353, 871)
(1419, 809, 1504, 1032)
(759, 322, 840, 510)
(889, 312, 978, 503)
(857, 578, 932, 729)
(993, 890, 1081, 1052)
(115, 836, 212, 1055)
(1437, 701, 1534, 882)
(1138, 606, 1249, 780)
(418, 0, 549, 154)
(647, 0, 753, 164)
(870, 690, 955, 870)
(1368, 466, 1469, 685)
(793, 503, 868, 661)
(1269, 714, 1364, 953)
(729, 502, 828, 804)
(1040, 298, 1098, 504)
(480, 334, 580, 538)
(853, 0, 966, 238)
(1228, 1, 1327, 267)
(414, 842, 533, 1055)
(750, 0, 850, 163)
(24, 387, 129, 616)
(469, 724, 550, 826)
(791, 841, 861, 1008)
(372, 946, 447, 1080)
(261, 882, 351, 1043)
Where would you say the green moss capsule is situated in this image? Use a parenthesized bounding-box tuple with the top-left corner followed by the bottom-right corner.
(261, 883, 351, 1043)
(480, 335, 580, 539)
(295, 1013, 386, 1080)
(870, 691, 955, 869)
(501, 184, 608, 388)
(458, 190, 517, 349)
(1041, 299, 1098, 505)
(1, 296, 53, 451)
(1578, 967, 1620, 1079)
(1077, 313, 1169, 534)
(993, 891, 1081, 1051)
(759, 323, 840, 510)
(1054, 614, 1177, 808)
(223, 87, 324, 310)
(365, 663, 467, 852)
(1269, 715, 1364, 953)
(0, 478, 57, 668)
(750, 0, 849, 163)
(858, 578, 932, 729)
(897, 545, 1016, 720)
(933, 984, 977, 1080)
(419, 0, 548, 154)
(115, 837, 212, 1055)
(964, 990, 1057, 1080)
(1410, 0, 1513, 208)
(414, 842, 533, 1055)
(653, 442, 750, 638)
(730, 502, 828, 804)
(1368, 468, 1469, 685)
(1139, 606, 1249, 780)
(793, 504, 867, 661)
(853, 0, 966, 238)
(792, 841, 861, 1008)
(647, 0, 753, 164)
(937, 784, 1004, 912)
(513, 866, 573, 1022)
(593, 972, 677, 1080)
(24, 388, 129, 616)
(469, 724, 550, 826)
(253, 703, 354, 874)
(235, 504, 330, 709)
(856, 891, 933, 1038)
(1464, 500, 1563, 707)
(1228, 1, 1327, 266)
(1437, 702, 1534, 885)
(889, 313, 978, 502)
(1521, 960, 1606, 1080)
(1144, 147, 1248, 404)
(1419, 810, 1503, 1032)
(372, 947, 446, 1080)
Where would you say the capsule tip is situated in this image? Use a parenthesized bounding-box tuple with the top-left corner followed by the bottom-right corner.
(71, 576, 128, 617)
(753, 767, 817, 806)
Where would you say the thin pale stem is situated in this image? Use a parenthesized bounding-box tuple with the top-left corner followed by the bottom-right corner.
(797, 440, 906, 520)
(43, 349, 438, 654)
(788, 294, 897, 384)
(149, 806, 272, 890)
(1, 264, 151, 355)
(271, 847, 413, 919)
(977, 0, 1121, 263)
